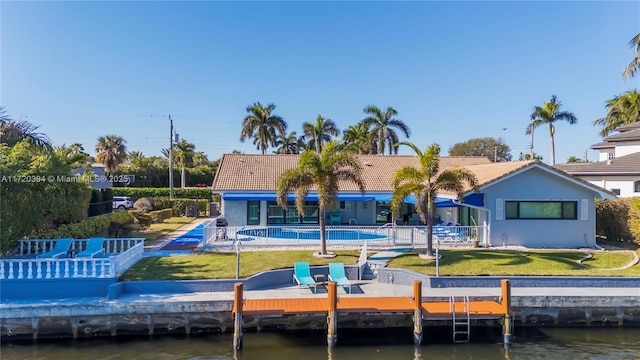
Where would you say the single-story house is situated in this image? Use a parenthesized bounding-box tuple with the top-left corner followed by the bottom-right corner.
(212, 154, 615, 248)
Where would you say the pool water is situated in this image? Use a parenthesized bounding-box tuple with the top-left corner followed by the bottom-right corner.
(236, 228, 385, 241)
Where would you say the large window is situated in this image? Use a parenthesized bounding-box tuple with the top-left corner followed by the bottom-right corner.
(247, 201, 260, 225)
(505, 201, 577, 220)
(267, 201, 319, 224)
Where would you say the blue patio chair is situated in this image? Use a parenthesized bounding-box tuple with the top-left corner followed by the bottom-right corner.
(328, 262, 352, 293)
(330, 211, 341, 225)
(445, 228, 468, 242)
(293, 262, 317, 293)
(75, 237, 105, 258)
(36, 238, 73, 259)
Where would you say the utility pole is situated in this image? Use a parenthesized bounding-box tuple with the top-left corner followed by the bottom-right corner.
(169, 115, 174, 199)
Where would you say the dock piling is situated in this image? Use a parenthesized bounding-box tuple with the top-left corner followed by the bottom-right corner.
(412, 280, 423, 345)
(327, 281, 337, 347)
(233, 282, 244, 350)
(501, 279, 512, 346)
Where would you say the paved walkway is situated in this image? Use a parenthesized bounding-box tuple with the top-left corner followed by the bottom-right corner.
(143, 218, 212, 257)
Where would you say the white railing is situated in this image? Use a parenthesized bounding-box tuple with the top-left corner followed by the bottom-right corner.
(202, 225, 486, 249)
(203, 220, 218, 245)
(358, 242, 368, 280)
(2, 238, 144, 280)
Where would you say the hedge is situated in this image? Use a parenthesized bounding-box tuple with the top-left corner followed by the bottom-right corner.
(34, 211, 134, 240)
(148, 208, 173, 223)
(595, 197, 640, 244)
(149, 197, 210, 217)
(112, 188, 218, 201)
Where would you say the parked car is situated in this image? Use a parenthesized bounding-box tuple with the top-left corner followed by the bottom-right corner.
(113, 196, 133, 210)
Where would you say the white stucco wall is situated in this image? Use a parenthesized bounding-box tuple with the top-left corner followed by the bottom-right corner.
(579, 175, 640, 198)
(483, 167, 600, 248)
(223, 201, 248, 226)
(615, 142, 640, 157)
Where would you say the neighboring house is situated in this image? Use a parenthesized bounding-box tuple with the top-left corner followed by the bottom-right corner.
(212, 154, 615, 248)
(556, 123, 640, 197)
(71, 163, 112, 190)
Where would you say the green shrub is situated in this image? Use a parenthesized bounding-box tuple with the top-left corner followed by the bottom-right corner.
(129, 210, 152, 230)
(112, 187, 217, 201)
(595, 198, 638, 244)
(148, 208, 173, 223)
(148, 197, 209, 217)
(34, 211, 134, 240)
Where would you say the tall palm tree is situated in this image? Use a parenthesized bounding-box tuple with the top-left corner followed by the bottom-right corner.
(240, 102, 287, 154)
(342, 122, 376, 154)
(54, 143, 92, 169)
(391, 142, 478, 258)
(276, 141, 365, 256)
(623, 33, 640, 80)
(592, 89, 640, 137)
(174, 139, 196, 188)
(526, 95, 577, 166)
(302, 115, 340, 153)
(274, 131, 305, 154)
(361, 105, 411, 155)
(95, 135, 127, 174)
(193, 151, 210, 166)
(0, 107, 52, 151)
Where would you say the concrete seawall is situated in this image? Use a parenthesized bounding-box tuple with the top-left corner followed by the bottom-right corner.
(2, 269, 640, 341)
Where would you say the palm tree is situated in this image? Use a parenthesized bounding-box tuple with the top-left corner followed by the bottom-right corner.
(0, 107, 52, 151)
(623, 33, 640, 80)
(274, 131, 305, 154)
(240, 102, 287, 154)
(54, 143, 92, 169)
(193, 151, 210, 166)
(302, 115, 340, 153)
(391, 142, 478, 258)
(174, 139, 195, 188)
(342, 122, 376, 154)
(361, 105, 411, 155)
(592, 89, 640, 137)
(276, 141, 365, 256)
(526, 95, 577, 166)
(95, 135, 127, 174)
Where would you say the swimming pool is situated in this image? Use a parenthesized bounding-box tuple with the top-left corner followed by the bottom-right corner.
(235, 227, 386, 241)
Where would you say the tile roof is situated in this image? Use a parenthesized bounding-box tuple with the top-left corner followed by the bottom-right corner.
(555, 152, 640, 175)
(213, 154, 616, 198)
(591, 123, 640, 149)
(212, 154, 491, 192)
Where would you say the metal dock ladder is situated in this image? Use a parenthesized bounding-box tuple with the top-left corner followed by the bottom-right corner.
(450, 295, 471, 343)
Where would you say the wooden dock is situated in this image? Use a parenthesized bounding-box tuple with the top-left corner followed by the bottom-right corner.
(232, 280, 513, 349)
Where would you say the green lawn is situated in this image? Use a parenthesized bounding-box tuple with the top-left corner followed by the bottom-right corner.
(122, 250, 363, 281)
(128, 217, 196, 241)
(388, 249, 640, 277)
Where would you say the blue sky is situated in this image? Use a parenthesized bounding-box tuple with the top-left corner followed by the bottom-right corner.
(2, 1, 639, 164)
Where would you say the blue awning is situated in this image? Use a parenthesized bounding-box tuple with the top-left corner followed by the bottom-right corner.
(401, 193, 484, 207)
(222, 192, 375, 202)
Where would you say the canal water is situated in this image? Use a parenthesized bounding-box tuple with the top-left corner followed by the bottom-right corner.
(2, 328, 639, 359)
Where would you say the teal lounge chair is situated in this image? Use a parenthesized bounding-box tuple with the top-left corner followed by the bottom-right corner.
(330, 211, 341, 225)
(293, 262, 317, 293)
(328, 262, 352, 293)
(76, 237, 105, 258)
(36, 238, 73, 259)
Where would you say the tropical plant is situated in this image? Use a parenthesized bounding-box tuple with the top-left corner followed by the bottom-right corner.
(391, 142, 478, 258)
(276, 141, 365, 256)
(592, 89, 640, 137)
(95, 135, 127, 174)
(623, 33, 640, 80)
(518, 152, 543, 161)
(174, 139, 196, 188)
(302, 115, 339, 153)
(274, 131, 305, 154)
(361, 105, 411, 155)
(526, 95, 577, 165)
(193, 151, 210, 166)
(0, 107, 52, 151)
(448, 137, 512, 162)
(342, 122, 376, 154)
(566, 156, 586, 163)
(240, 102, 287, 154)
(54, 143, 92, 169)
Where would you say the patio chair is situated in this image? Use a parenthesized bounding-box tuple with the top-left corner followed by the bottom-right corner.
(330, 211, 341, 225)
(75, 237, 105, 258)
(36, 238, 73, 259)
(293, 262, 317, 293)
(444, 228, 468, 242)
(328, 262, 352, 293)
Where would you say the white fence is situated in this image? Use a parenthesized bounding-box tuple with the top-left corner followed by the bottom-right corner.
(1, 238, 144, 280)
(202, 224, 485, 249)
